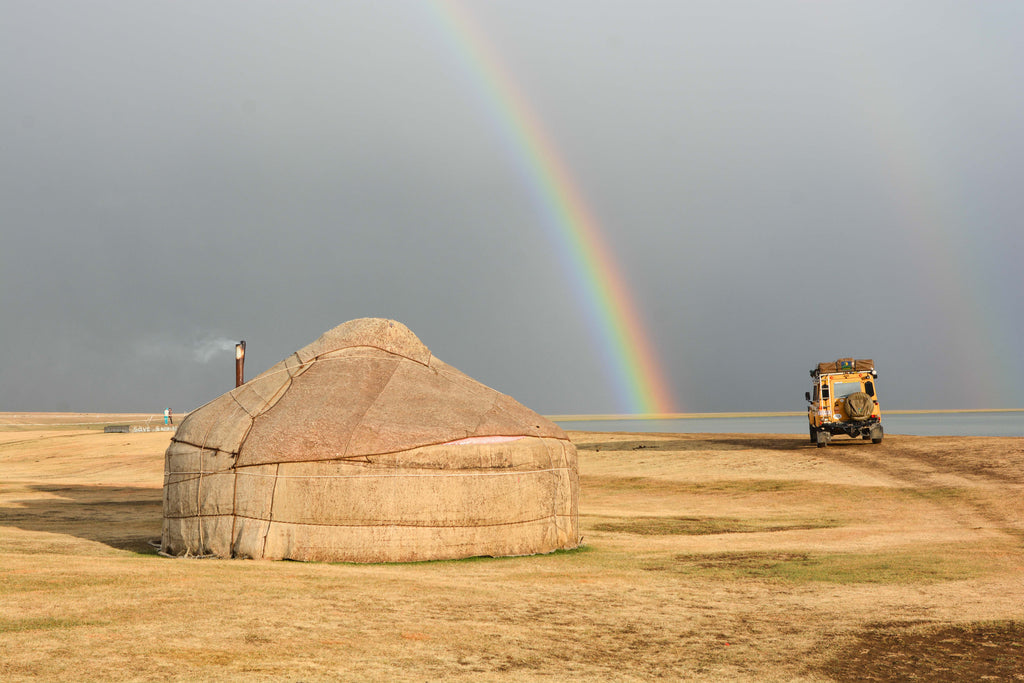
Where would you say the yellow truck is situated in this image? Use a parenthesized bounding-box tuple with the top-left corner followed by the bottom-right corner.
(806, 358, 883, 447)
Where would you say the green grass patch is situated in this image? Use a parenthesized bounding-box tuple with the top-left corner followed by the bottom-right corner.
(328, 544, 595, 567)
(0, 616, 100, 633)
(660, 549, 983, 584)
(592, 516, 842, 536)
(897, 485, 971, 502)
(586, 476, 807, 495)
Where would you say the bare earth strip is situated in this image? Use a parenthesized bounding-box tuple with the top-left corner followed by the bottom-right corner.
(1, 416, 1022, 681)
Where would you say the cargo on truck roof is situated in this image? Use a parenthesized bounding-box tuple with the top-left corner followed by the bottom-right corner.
(812, 358, 875, 377)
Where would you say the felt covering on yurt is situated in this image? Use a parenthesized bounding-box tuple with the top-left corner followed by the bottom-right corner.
(161, 318, 580, 562)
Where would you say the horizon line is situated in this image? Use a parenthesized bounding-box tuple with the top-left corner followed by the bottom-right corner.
(548, 408, 1024, 421)
(1, 407, 1021, 427)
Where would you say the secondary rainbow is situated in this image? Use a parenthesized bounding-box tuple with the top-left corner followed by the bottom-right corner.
(845, 59, 1022, 408)
(428, 0, 677, 414)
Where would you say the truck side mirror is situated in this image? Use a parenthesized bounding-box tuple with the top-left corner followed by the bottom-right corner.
(805, 391, 811, 402)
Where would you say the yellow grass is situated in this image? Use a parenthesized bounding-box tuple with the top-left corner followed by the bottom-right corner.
(1, 416, 1022, 681)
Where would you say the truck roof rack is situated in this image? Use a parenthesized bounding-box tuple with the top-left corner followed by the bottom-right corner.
(811, 358, 875, 377)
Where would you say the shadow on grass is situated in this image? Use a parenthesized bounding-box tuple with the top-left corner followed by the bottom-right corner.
(327, 544, 596, 568)
(593, 516, 841, 536)
(574, 435, 812, 453)
(0, 483, 162, 554)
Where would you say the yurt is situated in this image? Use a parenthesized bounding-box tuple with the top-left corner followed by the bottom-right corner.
(161, 318, 580, 562)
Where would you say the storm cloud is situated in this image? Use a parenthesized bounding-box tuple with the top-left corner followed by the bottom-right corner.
(2, 1, 1021, 414)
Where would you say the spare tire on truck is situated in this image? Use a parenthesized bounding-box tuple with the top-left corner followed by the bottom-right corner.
(845, 392, 874, 421)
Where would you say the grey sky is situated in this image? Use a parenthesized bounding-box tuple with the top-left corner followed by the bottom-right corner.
(2, 1, 1022, 414)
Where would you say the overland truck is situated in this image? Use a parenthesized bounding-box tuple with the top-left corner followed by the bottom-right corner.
(806, 358, 883, 447)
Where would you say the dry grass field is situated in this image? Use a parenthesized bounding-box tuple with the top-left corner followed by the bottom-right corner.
(1, 413, 1022, 681)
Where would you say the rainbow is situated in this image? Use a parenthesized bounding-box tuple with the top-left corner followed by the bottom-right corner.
(428, 1, 677, 414)
(848, 63, 1022, 408)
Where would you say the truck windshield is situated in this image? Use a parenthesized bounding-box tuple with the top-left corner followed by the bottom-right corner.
(832, 381, 862, 398)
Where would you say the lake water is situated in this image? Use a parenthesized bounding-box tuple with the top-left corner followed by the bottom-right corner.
(554, 411, 1024, 437)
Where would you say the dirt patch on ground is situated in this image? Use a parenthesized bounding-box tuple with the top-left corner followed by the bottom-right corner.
(819, 620, 1024, 681)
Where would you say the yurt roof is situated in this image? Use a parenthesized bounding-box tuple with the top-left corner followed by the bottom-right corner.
(172, 318, 567, 467)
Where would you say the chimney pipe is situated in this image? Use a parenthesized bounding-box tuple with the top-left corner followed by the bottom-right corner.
(235, 340, 246, 388)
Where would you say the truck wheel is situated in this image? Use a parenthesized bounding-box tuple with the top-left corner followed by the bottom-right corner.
(871, 424, 884, 444)
(809, 425, 817, 443)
